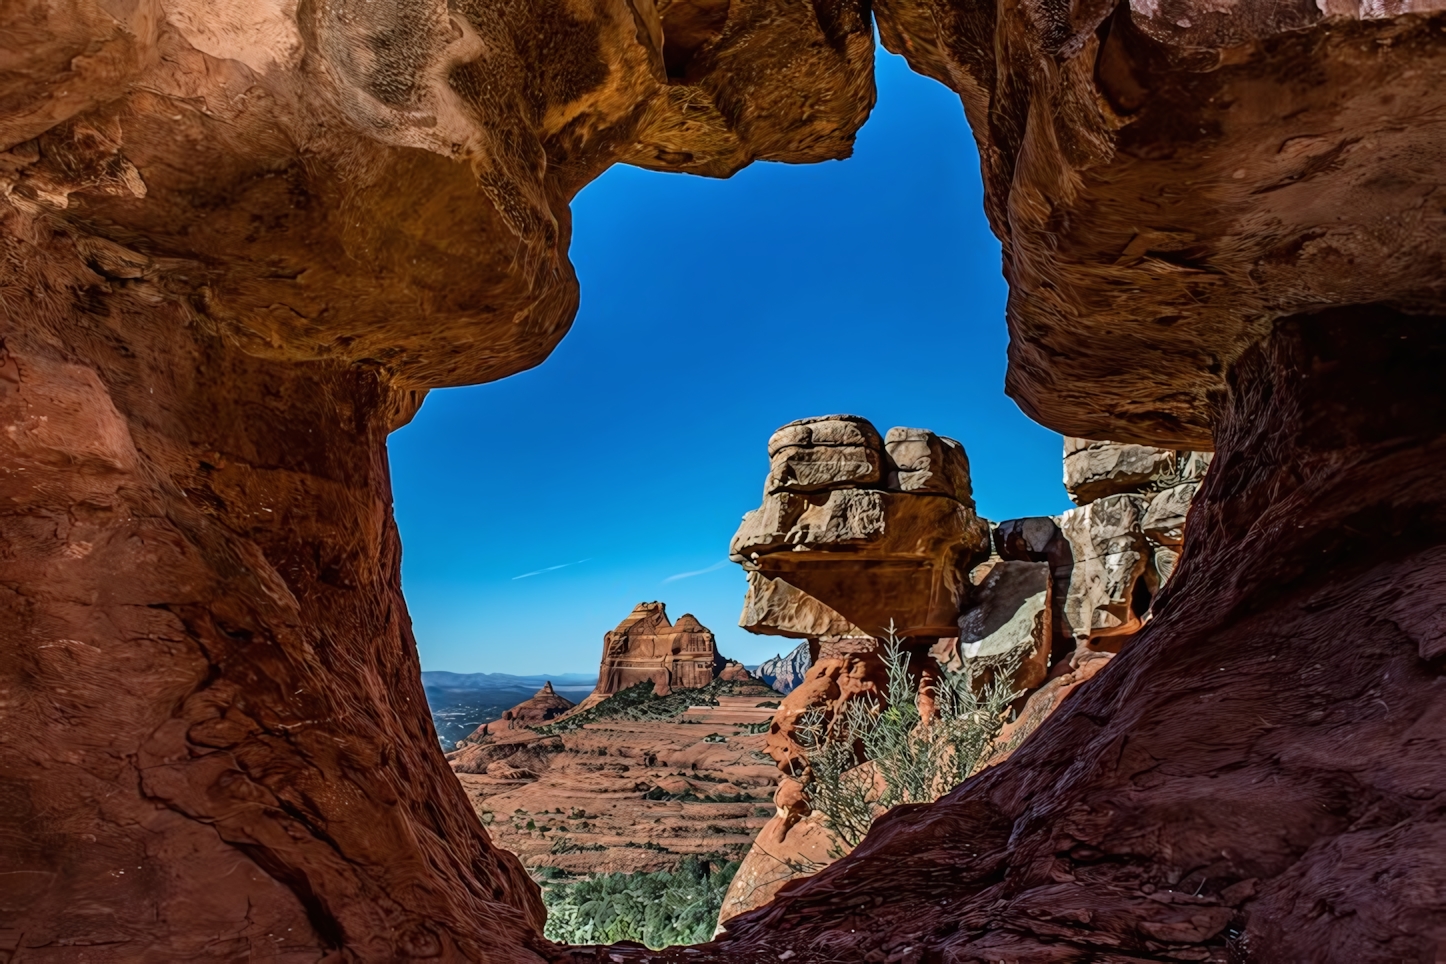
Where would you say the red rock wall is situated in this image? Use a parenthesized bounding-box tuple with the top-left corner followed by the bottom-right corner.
(0, 247, 547, 961)
(595, 603, 725, 696)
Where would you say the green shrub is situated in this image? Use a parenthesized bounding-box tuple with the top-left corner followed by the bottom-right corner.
(797, 628, 1018, 849)
(541, 857, 740, 948)
(536, 679, 774, 735)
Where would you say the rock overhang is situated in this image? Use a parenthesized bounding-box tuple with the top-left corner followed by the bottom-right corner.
(875, 0, 1446, 447)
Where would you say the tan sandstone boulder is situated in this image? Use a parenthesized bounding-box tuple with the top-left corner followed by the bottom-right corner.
(1057, 494, 1151, 644)
(941, 560, 1053, 692)
(732, 416, 991, 638)
(738, 571, 868, 639)
(1063, 437, 1180, 505)
(766, 415, 883, 492)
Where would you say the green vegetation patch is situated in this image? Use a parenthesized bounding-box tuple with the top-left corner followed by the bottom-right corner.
(540, 857, 740, 948)
(535, 678, 773, 735)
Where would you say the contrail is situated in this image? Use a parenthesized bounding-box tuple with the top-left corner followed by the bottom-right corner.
(663, 560, 729, 583)
(512, 558, 591, 580)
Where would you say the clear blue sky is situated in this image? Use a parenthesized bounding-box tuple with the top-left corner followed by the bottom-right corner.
(389, 47, 1072, 676)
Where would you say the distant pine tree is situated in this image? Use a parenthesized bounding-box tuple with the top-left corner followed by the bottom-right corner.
(540, 857, 740, 948)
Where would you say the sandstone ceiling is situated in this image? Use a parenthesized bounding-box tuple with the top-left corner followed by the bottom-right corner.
(1, 0, 874, 389)
(877, 0, 1446, 447)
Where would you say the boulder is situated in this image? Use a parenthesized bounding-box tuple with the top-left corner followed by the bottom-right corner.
(1142, 481, 1199, 548)
(883, 427, 974, 501)
(993, 516, 1071, 569)
(593, 603, 726, 697)
(733, 417, 991, 638)
(757, 641, 813, 695)
(943, 561, 1052, 692)
(738, 571, 868, 639)
(766, 415, 883, 493)
(1057, 494, 1150, 643)
(719, 660, 753, 683)
(1063, 438, 1179, 505)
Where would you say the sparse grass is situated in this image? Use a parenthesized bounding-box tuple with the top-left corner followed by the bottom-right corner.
(797, 628, 1018, 850)
(535, 679, 775, 735)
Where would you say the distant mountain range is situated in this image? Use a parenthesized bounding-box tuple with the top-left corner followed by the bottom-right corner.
(421, 671, 597, 748)
(421, 670, 597, 692)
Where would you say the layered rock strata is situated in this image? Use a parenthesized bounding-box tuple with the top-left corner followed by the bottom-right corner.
(731, 416, 992, 639)
(592, 603, 728, 698)
(461, 683, 576, 742)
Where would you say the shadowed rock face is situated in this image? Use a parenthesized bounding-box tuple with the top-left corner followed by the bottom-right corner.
(0, 1, 873, 959)
(875, 0, 1446, 447)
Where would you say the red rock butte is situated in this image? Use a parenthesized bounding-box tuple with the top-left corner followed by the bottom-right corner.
(594, 602, 731, 697)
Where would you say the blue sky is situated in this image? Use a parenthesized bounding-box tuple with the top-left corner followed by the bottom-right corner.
(389, 47, 1072, 676)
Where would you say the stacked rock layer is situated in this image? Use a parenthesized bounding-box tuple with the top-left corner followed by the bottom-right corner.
(720, 419, 1210, 922)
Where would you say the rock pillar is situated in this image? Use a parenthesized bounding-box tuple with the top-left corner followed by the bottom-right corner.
(0, 258, 544, 961)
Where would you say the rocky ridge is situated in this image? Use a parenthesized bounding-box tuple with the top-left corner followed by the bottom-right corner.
(443, 609, 779, 885)
(460, 683, 576, 742)
(719, 421, 1211, 922)
(755, 642, 812, 695)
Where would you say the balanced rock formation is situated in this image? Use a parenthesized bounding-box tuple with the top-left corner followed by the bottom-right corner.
(723, 425, 1211, 924)
(460, 683, 575, 743)
(756, 641, 811, 695)
(592, 603, 729, 698)
(731, 416, 992, 639)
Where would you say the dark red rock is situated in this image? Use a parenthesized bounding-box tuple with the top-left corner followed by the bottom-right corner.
(0, 2, 875, 957)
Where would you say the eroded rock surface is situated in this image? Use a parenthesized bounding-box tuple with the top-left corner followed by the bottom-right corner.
(0, 0, 875, 957)
(592, 603, 727, 698)
(732, 417, 991, 638)
(873, 0, 1446, 448)
(460, 683, 576, 742)
(756, 641, 812, 695)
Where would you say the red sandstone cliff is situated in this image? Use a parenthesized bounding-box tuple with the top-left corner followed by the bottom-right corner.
(593, 603, 734, 698)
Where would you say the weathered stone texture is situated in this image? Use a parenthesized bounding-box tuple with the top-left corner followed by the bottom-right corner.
(1057, 493, 1152, 644)
(733, 416, 991, 638)
(756, 640, 812, 695)
(946, 560, 1052, 692)
(0, 0, 877, 956)
(595, 603, 725, 697)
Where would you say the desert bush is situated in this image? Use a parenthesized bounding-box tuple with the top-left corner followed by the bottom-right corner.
(541, 857, 740, 948)
(796, 628, 1018, 849)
